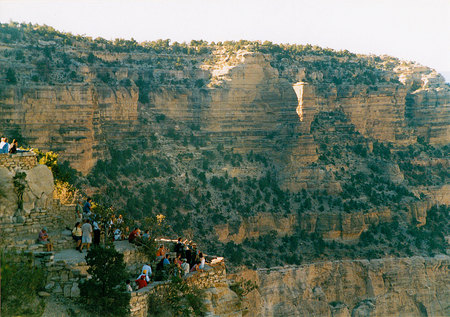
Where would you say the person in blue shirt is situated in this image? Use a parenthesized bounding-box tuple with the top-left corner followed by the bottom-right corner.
(83, 197, 92, 219)
(0, 137, 9, 154)
(163, 254, 171, 266)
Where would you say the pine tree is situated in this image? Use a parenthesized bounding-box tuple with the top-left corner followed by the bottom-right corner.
(79, 245, 130, 316)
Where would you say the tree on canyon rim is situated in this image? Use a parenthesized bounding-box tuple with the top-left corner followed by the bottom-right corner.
(79, 245, 130, 316)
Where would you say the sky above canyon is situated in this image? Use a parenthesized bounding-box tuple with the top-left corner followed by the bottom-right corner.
(1, 0, 449, 80)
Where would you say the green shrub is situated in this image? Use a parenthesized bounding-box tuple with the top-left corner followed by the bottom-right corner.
(1, 251, 46, 316)
(147, 276, 206, 316)
(79, 245, 130, 316)
(229, 278, 258, 299)
(6, 68, 17, 84)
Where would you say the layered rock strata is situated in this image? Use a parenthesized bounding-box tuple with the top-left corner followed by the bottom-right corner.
(0, 84, 138, 172)
(238, 255, 450, 317)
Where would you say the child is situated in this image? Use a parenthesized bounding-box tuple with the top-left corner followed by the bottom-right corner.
(126, 279, 133, 292)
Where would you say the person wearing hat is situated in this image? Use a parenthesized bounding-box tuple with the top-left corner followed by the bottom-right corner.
(181, 258, 190, 276)
(136, 270, 150, 283)
(140, 264, 152, 282)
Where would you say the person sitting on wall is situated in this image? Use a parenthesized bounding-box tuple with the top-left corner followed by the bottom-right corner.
(163, 253, 171, 266)
(0, 137, 9, 154)
(156, 245, 166, 261)
(126, 279, 133, 292)
(135, 274, 147, 290)
(142, 230, 150, 240)
(174, 253, 182, 266)
(38, 227, 54, 252)
(191, 252, 206, 272)
(8, 139, 17, 154)
(72, 222, 82, 250)
(141, 263, 152, 281)
(114, 228, 122, 241)
(137, 269, 150, 283)
(128, 227, 140, 243)
(82, 197, 92, 219)
(181, 258, 190, 276)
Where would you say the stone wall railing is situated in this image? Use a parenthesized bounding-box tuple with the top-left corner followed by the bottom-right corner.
(186, 262, 227, 289)
(129, 261, 227, 317)
(0, 152, 37, 171)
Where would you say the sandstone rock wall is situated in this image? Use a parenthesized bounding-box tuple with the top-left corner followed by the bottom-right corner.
(0, 84, 139, 172)
(238, 255, 449, 317)
(1, 49, 449, 180)
(214, 208, 392, 243)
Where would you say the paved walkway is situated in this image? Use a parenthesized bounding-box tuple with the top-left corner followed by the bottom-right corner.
(53, 241, 138, 266)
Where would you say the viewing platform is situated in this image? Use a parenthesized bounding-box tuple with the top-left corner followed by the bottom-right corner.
(0, 151, 37, 171)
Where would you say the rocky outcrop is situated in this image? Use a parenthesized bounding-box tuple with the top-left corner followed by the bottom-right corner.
(237, 255, 450, 317)
(0, 156, 54, 217)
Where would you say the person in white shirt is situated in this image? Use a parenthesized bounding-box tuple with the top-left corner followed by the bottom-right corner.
(137, 270, 150, 283)
(92, 219, 101, 246)
(126, 279, 133, 292)
(198, 253, 206, 270)
(141, 264, 152, 282)
(181, 258, 190, 276)
(79, 219, 93, 252)
(114, 228, 122, 241)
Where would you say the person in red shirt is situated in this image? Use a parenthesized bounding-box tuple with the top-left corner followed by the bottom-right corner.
(128, 227, 140, 243)
(135, 274, 148, 289)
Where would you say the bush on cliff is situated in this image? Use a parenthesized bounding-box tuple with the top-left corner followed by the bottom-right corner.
(0, 251, 46, 316)
(79, 245, 130, 316)
(147, 276, 205, 316)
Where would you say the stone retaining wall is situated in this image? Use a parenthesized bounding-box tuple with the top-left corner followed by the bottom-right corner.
(0, 152, 37, 171)
(35, 252, 88, 299)
(0, 204, 76, 251)
(129, 262, 227, 317)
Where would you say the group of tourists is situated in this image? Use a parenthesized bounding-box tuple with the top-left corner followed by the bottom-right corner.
(69, 197, 210, 291)
(71, 198, 101, 252)
(160, 238, 206, 273)
(0, 137, 23, 154)
(129, 243, 207, 291)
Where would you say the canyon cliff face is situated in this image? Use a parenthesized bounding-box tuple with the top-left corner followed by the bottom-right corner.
(1, 36, 448, 179)
(237, 255, 449, 317)
(0, 84, 138, 171)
